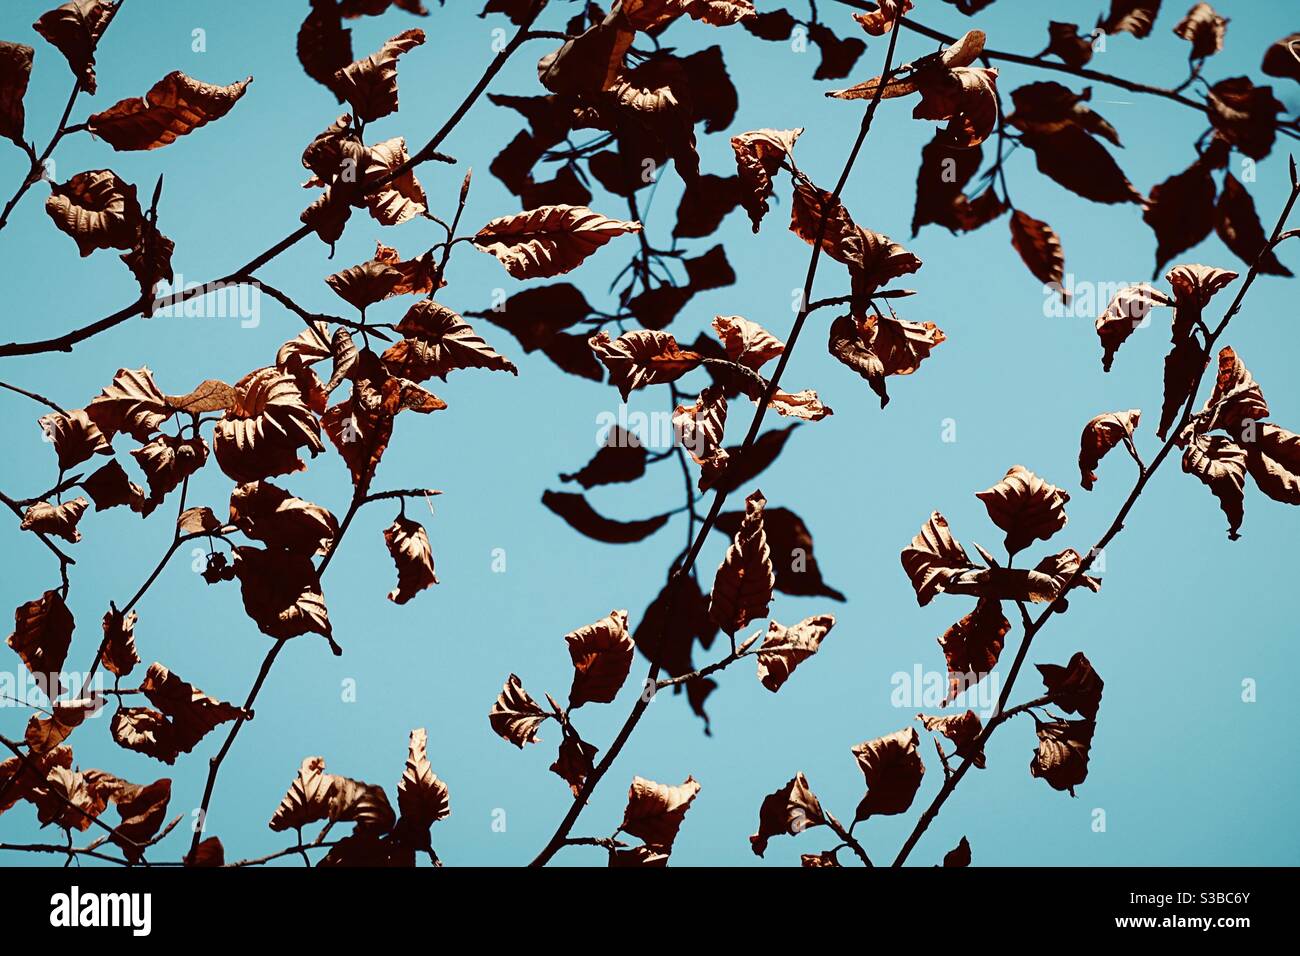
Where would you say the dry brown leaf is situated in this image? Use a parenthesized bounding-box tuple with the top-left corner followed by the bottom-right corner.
(712, 314, 785, 369)
(708, 489, 775, 635)
(37, 408, 112, 471)
(45, 170, 142, 257)
(1079, 409, 1141, 489)
(33, 0, 116, 93)
(383, 516, 438, 604)
(229, 481, 338, 556)
(130, 435, 208, 512)
(673, 386, 729, 489)
(550, 734, 599, 796)
(936, 598, 1009, 702)
(975, 464, 1071, 556)
(1037, 651, 1105, 721)
(1095, 284, 1172, 371)
(0, 42, 34, 146)
(755, 614, 835, 692)
(101, 606, 139, 678)
(1243, 423, 1300, 504)
(1182, 433, 1247, 539)
(620, 775, 700, 852)
(852, 727, 925, 819)
(589, 329, 702, 400)
(1030, 719, 1094, 795)
(729, 128, 802, 232)
(1174, 3, 1227, 58)
(332, 28, 425, 121)
(268, 756, 335, 831)
(918, 710, 986, 769)
(80, 459, 147, 513)
(213, 368, 324, 483)
(474, 204, 642, 279)
(85, 366, 172, 442)
(489, 673, 549, 748)
(566, 609, 634, 708)
(900, 511, 976, 606)
(1099, 0, 1161, 37)
(1009, 209, 1066, 299)
(1196, 345, 1269, 439)
(7, 590, 73, 696)
(382, 301, 518, 381)
(829, 312, 945, 407)
(109, 777, 171, 862)
(766, 389, 833, 422)
(25, 697, 101, 753)
(88, 72, 251, 150)
(20, 497, 88, 543)
(854, 0, 912, 36)
(393, 727, 449, 850)
(943, 835, 972, 867)
(165, 379, 238, 415)
(233, 546, 333, 641)
(363, 137, 427, 225)
(749, 772, 825, 857)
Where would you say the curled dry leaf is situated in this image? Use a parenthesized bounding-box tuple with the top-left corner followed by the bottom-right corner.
(937, 598, 1009, 702)
(1182, 433, 1247, 539)
(1206, 77, 1284, 161)
(673, 386, 729, 490)
(109, 778, 172, 862)
(363, 138, 428, 226)
(766, 390, 833, 422)
(32, 766, 121, 832)
(1262, 33, 1300, 83)
(81, 459, 147, 513)
(1216, 174, 1293, 276)
(7, 590, 74, 696)
(86, 366, 172, 442)
(828, 29, 986, 101)
(473, 205, 642, 279)
(383, 515, 438, 604)
(112, 662, 246, 764)
(755, 614, 835, 692)
(709, 489, 775, 636)
(87, 72, 252, 150)
(852, 727, 925, 819)
(131, 435, 208, 513)
(233, 546, 333, 641)
(38, 408, 111, 472)
(620, 775, 700, 853)
(912, 67, 1000, 149)
(0, 745, 72, 816)
(900, 511, 976, 606)
(33, 0, 116, 93)
(729, 128, 802, 232)
(0, 42, 34, 146)
(45, 170, 142, 257)
(537, 9, 633, 96)
(1167, 262, 1238, 331)
(589, 329, 702, 401)
(712, 314, 784, 370)
(24, 698, 101, 753)
(1158, 336, 1209, 441)
(1095, 284, 1173, 371)
(919, 710, 986, 769)
(749, 772, 825, 857)
(184, 836, 225, 867)
(213, 368, 324, 483)
(566, 609, 634, 708)
(1243, 423, 1300, 504)
(975, 465, 1071, 556)
(1037, 651, 1105, 721)
(1174, 3, 1227, 59)
(490, 674, 549, 748)
(165, 379, 238, 415)
(393, 727, 450, 850)
(20, 498, 88, 543)
(332, 28, 425, 121)
(561, 426, 647, 488)
(1009, 209, 1067, 300)
(713, 503, 845, 600)
(943, 836, 972, 867)
(828, 312, 945, 408)
(801, 850, 842, 868)
(1030, 719, 1095, 796)
(268, 755, 395, 835)
(854, 0, 913, 36)
(551, 732, 599, 797)
(382, 302, 518, 381)
(1079, 409, 1141, 489)
(1195, 345, 1268, 439)
(1144, 148, 1223, 275)
(101, 606, 139, 678)
(1098, 0, 1161, 38)
(229, 481, 339, 556)
(542, 490, 671, 544)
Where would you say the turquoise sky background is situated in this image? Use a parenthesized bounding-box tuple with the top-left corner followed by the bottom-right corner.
(0, 0, 1297, 867)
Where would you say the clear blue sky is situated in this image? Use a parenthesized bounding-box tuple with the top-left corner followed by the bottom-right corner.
(1, 0, 1297, 867)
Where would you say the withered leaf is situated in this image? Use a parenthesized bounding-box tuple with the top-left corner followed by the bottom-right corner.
(1030, 719, 1094, 795)
(937, 599, 1008, 702)
(766, 389, 833, 423)
(88, 72, 251, 150)
(38, 408, 111, 471)
(1043, 22, 1094, 69)
(1020, 126, 1143, 205)
(489, 673, 549, 748)
(537, 10, 633, 96)
(25, 698, 101, 753)
(808, 23, 866, 81)
(1144, 152, 1218, 274)
(33, 0, 116, 94)
(233, 546, 333, 641)
(7, 590, 73, 696)
(1158, 335, 1209, 440)
(383, 516, 438, 604)
(0, 745, 72, 815)
(1098, 0, 1161, 37)
(919, 710, 986, 769)
(729, 128, 802, 232)
(1095, 284, 1172, 371)
(1243, 423, 1300, 504)
(1262, 33, 1300, 83)
(709, 489, 775, 636)
(854, 0, 912, 36)
(567, 609, 634, 708)
(394, 727, 449, 849)
(213, 368, 324, 483)
(828, 312, 945, 407)
(1174, 3, 1227, 58)
(81, 459, 147, 513)
(165, 379, 238, 414)
(229, 481, 339, 556)
(715, 504, 844, 600)
(550, 734, 599, 796)
(561, 427, 646, 489)
(674, 386, 729, 490)
(620, 775, 700, 852)
(332, 28, 425, 121)
(86, 366, 172, 442)
(184, 836, 225, 867)
(1037, 651, 1105, 721)
(268, 756, 335, 831)
(20, 498, 88, 544)
(1079, 409, 1141, 489)
(749, 772, 824, 857)
(177, 507, 219, 536)
(901, 511, 977, 606)
(542, 490, 670, 544)
(588, 329, 702, 400)
(852, 727, 925, 819)
(382, 302, 518, 381)
(363, 137, 428, 225)
(131, 435, 208, 513)
(298, 0, 353, 97)
(45, 170, 142, 257)
(110, 778, 171, 862)
(976, 465, 1071, 556)
(801, 850, 842, 867)
(474, 205, 642, 279)
(0, 42, 34, 146)
(674, 173, 743, 238)
(32, 766, 121, 832)
(755, 614, 835, 693)
(1009, 209, 1066, 299)
(943, 836, 972, 867)
(1182, 433, 1247, 538)
(1207, 77, 1284, 160)
(1195, 345, 1268, 439)
(101, 606, 139, 678)
(712, 314, 784, 370)
(1215, 173, 1293, 276)
(912, 66, 1001, 149)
